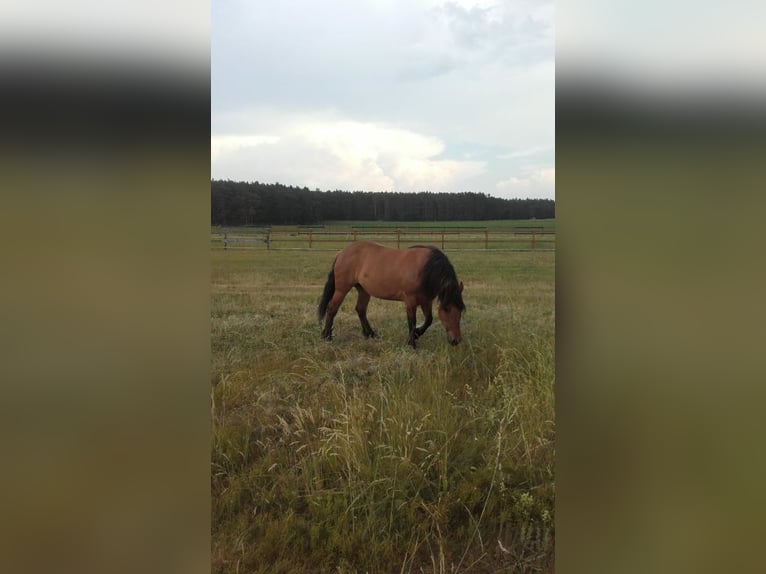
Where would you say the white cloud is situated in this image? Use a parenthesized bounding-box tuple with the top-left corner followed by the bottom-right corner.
(211, 114, 486, 192)
(210, 135, 281, 162)
(496, 167, 555, 199)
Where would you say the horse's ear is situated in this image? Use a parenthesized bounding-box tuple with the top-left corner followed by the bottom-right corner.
(459, 281, 464, 293)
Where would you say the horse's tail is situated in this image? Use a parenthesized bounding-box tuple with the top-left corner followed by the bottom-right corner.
(318, 257, 337, 321)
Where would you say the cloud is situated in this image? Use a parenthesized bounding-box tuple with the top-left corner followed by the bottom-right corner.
(211, 113, 486, 192)
(210, 135, 281, 163)
(496, 167, 555, 200)
(436, 0, 553, 61)
(497, 145, 554, 160)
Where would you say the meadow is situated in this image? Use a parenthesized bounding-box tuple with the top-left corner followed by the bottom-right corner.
(211, 229, 555, 572)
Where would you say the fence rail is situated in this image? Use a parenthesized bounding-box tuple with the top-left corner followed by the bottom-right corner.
(213, 226, 554, 251)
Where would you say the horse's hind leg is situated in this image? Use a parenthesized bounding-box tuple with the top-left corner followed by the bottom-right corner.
(321, 287, 350, 341)
(355, 285, 376, 338)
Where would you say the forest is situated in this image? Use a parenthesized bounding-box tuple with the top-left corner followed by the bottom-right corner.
(211, 180, 555, 225)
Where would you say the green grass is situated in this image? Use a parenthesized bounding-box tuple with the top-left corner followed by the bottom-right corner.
(211, 247, 555, 573)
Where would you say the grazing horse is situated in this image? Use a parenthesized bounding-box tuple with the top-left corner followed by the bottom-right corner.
(317, 241, 465, 348)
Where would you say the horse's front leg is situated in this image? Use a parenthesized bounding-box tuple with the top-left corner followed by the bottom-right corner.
(414, 300, 433, 340)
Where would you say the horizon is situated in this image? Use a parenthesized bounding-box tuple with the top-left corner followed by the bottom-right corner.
(211, 178, 555, 203)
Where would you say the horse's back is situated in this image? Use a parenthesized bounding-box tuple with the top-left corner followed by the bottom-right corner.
(334, 241, 429, 301)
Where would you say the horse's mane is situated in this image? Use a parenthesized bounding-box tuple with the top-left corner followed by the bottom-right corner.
(411, 246, 466, 311)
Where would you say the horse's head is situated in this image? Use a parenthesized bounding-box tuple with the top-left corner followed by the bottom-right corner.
(437, 281, 464, 346)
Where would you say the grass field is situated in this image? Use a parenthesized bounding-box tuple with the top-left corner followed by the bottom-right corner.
(211, 237, 555, 572)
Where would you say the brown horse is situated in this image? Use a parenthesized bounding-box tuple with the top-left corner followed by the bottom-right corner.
(317, 241, 465, 348)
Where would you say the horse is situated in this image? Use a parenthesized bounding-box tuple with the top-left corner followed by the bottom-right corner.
(317, 241, 465, 348)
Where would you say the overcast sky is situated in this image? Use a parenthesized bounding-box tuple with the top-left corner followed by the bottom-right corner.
(212, 0, 554, 200)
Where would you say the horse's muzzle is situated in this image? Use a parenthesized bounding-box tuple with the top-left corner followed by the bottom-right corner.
(448, 335, 460, 346)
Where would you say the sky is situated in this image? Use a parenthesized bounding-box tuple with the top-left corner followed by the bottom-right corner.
(211, 0, 554, 200)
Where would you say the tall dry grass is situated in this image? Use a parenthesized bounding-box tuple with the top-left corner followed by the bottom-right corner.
(212, 247, 554, 573)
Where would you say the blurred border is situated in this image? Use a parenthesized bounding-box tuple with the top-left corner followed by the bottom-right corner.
(557, 50, 766, 574)
(0, 5, 211, 573)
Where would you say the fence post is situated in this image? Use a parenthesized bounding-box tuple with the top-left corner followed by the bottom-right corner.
(223, 231, 227, 250)
(531, 230, 536, 250)
(397, 229, 400, 249)
(441, 230, 445, 250)
(353, 230, 357, 242)
(484, 229, 488, 249)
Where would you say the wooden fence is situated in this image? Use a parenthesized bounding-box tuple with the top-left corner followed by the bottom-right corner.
(213, 226, 554, 251)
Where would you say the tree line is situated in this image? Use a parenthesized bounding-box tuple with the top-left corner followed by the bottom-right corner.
(211, 179, 555, 225)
